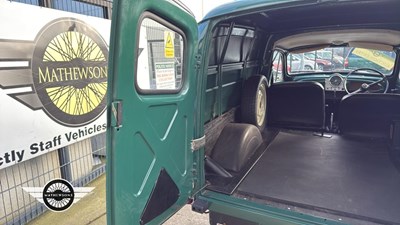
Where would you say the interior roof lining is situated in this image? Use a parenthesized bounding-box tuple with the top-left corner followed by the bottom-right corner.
(274, 29, 400, 51)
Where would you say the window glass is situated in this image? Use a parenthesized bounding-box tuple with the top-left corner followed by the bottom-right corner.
(231, 27, 247, 36)
(271, 51, 283, 83)
(287, 47, 396, 75)
(136, 18, 184, 91)
(13, 0, 39, 5)
(246, 30, 255, 38)
(53, 0, 105, 18)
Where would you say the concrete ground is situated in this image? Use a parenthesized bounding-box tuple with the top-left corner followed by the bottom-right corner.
(28, 174, 208, 225)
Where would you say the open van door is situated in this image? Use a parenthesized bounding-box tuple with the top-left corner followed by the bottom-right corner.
(106, 0, 200, 224)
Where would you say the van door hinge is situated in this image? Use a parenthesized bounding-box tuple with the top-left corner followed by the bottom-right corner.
(191, 135, 205, 151)
(194, 54, 202, 69)
(111, 100, 122, 128)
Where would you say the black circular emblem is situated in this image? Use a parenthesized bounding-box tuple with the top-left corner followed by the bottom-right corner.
(42, 179, 75, 212)
(32, 18, 108, 127)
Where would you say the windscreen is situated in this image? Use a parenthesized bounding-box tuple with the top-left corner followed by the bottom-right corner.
(287, 47, 396, 75)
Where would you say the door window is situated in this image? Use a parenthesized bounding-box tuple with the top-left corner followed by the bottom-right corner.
(136, 17, 184, 93)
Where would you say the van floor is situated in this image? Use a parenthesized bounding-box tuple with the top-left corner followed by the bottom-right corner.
(236, 131, 400, 225)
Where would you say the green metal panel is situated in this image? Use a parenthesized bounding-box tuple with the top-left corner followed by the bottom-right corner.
(106, 0, 200, 224)
(201, 191, 346, 225)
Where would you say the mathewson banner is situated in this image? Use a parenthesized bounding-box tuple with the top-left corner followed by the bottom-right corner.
(0, 1, 111, 169)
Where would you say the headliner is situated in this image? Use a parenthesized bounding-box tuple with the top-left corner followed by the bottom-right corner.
(274, 29, 400, 51)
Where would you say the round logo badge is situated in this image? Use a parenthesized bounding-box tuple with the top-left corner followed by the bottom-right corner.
(42, 179, 75, 212)
(32, 18, 108, 127)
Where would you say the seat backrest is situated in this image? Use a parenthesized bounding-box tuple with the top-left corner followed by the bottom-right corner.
(267, 81, 325, 131)
(338, 93, 400, 138)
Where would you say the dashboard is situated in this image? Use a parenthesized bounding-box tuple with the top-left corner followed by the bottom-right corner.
(293, 73, 386, 97)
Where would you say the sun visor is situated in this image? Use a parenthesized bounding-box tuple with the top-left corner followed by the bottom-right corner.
(348, 42, 393, 51)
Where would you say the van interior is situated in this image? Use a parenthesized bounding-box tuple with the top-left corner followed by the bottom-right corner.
(201, 1, 400, 224)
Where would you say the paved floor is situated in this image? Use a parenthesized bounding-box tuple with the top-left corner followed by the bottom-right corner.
(28, 174, 208, 225)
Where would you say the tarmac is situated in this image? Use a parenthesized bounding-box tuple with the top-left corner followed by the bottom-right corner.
(27, 174, 208, 225)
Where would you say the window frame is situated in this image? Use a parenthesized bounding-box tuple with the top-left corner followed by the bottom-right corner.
(270, 50, 285, 84)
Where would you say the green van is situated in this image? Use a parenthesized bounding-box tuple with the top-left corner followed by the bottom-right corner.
(106, 0, 400, 224)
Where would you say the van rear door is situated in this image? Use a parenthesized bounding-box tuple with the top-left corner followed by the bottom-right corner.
(106, 0, 200, 224)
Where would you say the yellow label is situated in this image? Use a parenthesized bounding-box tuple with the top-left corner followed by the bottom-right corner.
(164, 31, 174, 58)
(352, 48, 394, 70)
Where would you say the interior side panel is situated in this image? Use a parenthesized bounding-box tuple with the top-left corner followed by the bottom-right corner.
(204, 24, 265, 123)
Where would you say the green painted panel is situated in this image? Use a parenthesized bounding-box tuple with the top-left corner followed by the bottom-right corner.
(146, 104, 178, 140)
(221, 82, 241, 114)
(131, 132, 156, 195)
(243, 66, 260, 80)
(205, 90, 217, 122)
(106, 0, 200, 224)
(201, 191, 346, 225)
(221, 69, 242, 84)
(206, 73, 217, 89)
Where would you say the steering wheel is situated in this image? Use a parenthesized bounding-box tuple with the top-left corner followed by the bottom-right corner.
(344, 68, 389, 94)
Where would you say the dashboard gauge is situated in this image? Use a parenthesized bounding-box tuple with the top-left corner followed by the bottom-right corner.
(329, 74, 343, 86)
(325, 73, 345, 91)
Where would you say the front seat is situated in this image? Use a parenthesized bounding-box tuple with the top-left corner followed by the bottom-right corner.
(338, 93, 400, 138)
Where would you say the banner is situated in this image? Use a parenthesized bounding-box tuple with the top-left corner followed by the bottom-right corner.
(352, 48, 394, 71)
(0, 1, 111, 169)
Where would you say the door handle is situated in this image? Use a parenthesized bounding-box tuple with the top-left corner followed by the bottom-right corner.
(111, 101, 123, 128)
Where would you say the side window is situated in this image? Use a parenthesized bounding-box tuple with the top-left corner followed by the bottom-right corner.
(136, 17, 184, 93)
(271, 51, 283, 83)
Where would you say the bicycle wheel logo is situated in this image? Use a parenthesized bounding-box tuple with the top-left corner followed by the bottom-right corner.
(42, 179, 75, 212)
(23, 178, 94, 212)
(32, 18, 108, 127)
